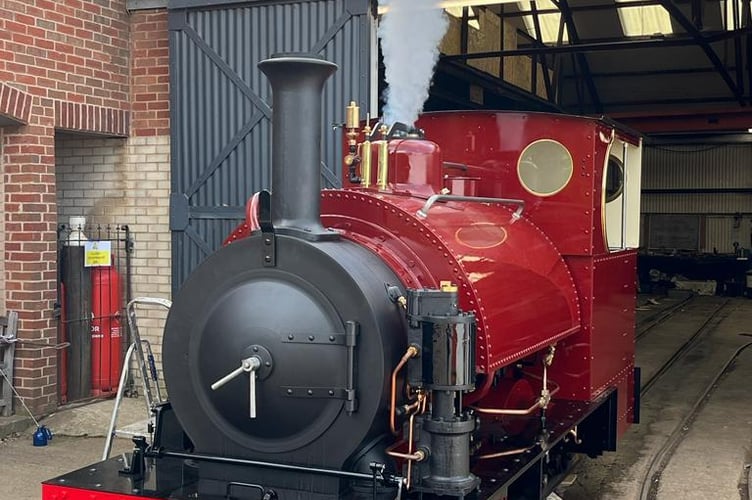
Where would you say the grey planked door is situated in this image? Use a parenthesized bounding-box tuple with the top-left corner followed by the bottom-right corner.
(168, 0, 374, 294)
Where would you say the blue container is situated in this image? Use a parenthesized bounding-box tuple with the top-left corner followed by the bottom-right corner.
(32, 425, 53, 446)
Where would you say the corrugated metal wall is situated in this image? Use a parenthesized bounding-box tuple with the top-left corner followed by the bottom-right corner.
(169, 0, 373, 293)
(642, 193, 752, 214)
(642, 144, 752, 191)
(642, 143, 752, 253)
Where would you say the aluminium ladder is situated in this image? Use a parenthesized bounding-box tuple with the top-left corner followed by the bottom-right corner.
(103, 297, 171, 460)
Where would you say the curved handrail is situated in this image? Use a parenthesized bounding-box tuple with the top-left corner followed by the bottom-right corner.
(416, 194, 525, 220)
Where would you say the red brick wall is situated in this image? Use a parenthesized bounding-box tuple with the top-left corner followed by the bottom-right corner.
(0, 0, 130, 108)
(131, 10, 170, 136)
(3, 110, 58, 413)
(0, 1, 167, 414)
(0, 83, 33, 123)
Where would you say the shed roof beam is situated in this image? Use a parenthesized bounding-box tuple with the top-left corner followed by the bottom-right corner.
(441, 27, 752, 58)
(658, 0, 745, 105)
(529, 0, 554, 100)
(502, 0, 665, 18)
(562, 66, 739, 79)
(555, 0, 601, 111)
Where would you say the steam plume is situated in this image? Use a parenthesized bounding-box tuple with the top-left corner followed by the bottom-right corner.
(379, 0, 448, 126)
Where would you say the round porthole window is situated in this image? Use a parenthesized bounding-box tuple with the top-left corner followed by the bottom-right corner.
(517, 139, 573, 197)
(605, 155, 624, 203)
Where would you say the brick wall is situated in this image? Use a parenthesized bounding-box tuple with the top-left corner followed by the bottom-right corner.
(0, 2, 169, 414)
(0, 129, 4, 315)
(56, 134, 171, 393)
(0, 0, 130, 108)
(3, 106, 59, 413)
(126, 9, 171, 393)
(131, 10, 169, 137)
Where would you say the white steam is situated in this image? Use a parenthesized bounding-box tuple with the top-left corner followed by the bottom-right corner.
(379, 0, 448, 126)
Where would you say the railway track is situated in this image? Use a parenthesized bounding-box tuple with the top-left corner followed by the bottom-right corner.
(560, 297, 746, 500)
(632, 297, 736, 498)
(638, 299, 731, 397)
(637, 339, 752, 500)
(635, 293, 696, 341)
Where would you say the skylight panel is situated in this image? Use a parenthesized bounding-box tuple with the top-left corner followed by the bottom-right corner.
(518, 0, 569, 44)
(724, 0, 743, 30)
(445, 6, 481, 30)
(615, 0, 674, 37)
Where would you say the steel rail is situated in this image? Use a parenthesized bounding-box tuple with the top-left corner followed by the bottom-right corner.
(638, 340, 752, 500)
(635, 293, 696, 341)
(640, 299, 731, 397)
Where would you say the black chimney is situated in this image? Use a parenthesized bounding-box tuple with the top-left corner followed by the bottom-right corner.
(258, 54, 338, 238)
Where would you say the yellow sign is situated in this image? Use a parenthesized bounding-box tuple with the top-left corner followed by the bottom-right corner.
(84, 241, 112, 267)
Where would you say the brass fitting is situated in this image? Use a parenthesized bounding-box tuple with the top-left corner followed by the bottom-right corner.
(543, 345, 556, 367)
(360, 139, 372, 188)
(376, 139, 389, 190)
(346, 101, 359, 129)
(396, 295, 407, 309)
(344, 101, 361, 183)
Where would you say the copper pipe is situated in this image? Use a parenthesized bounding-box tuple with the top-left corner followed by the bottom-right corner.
(397, 400, 421, 417)
(390, 345, 419, 435)
(475, 444, 535, 460)
(406, 411, 417, 489)
(522, 369, 559, 386)
(386, 447, 424, 490)
(385, 407, 426, 489)
(463, 372, 495, 406)
(470, 379, 560, 416)
(385, 444, 425, 461)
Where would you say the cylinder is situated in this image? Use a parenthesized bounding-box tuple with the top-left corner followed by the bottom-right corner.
(428, 316, 475, 391)
(91, 263, 122, 395)
(63, 245, 91, 401)
(258, 54, 338, 236)
(421, 412, 478, 495)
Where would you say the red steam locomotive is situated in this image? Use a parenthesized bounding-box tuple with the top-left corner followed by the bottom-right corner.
(43, 54, 641, 500)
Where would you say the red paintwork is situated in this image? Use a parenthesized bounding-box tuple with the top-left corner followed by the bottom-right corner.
(414, 111, 639, 257)
(321, 191, 580, 373)
(223, 193, 255, 246)
(227, 110, 637, 432)
(42, 484, 152, 500)
(550, 251, 637, 436)
(389, 139, 443, 195)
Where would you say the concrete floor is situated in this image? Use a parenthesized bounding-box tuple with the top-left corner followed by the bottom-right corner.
(563, 295, 752, 500)
(3, 295, 752, 500)
(0, 397, 145, 500)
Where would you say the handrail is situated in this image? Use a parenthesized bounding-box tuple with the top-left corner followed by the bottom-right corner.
(416, 194, 525, 220)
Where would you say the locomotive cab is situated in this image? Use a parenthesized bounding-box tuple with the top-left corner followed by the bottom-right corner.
(604, 133, 642, 251)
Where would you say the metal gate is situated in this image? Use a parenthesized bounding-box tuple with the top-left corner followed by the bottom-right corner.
(57, 223, 133, 403)
(169, 0, 375, 293)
